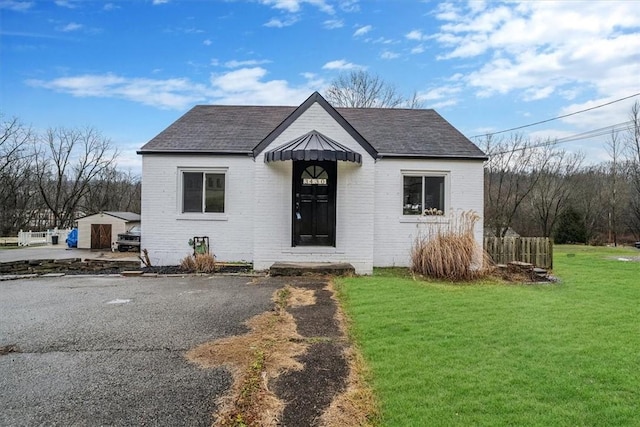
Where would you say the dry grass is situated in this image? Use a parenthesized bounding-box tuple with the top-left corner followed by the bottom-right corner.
(180, 253, 217, 273)
(186, 287, 313, 426)
(411, 210, 492, 281)
(287, 287, 316, 307)
(320, 281, 380, 427)
(186, 283, 377, 426)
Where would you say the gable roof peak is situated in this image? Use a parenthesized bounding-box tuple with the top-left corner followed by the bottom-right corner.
(252, 91, 378, 159)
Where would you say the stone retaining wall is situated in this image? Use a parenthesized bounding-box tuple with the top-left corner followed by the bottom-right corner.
(0, 258, 140, 275)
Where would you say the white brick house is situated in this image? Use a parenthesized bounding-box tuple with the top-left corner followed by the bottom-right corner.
(138, 92, 486, 274)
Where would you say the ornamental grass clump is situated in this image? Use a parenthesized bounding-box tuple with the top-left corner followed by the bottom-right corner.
(411, 210, 490, 281)
(180, 253, 217, 273)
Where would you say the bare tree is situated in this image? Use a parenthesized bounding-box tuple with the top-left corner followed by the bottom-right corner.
(625, 101, 640, 238)
(325, 70, 414, 108)
(34, 127, 119, 228)
(82, 167, 141, 214)
(483, 134, 552, 237)
(570, 165, 609, 242)
(0, 116, 37, 235)
(605, 130, 623, 245)
(528, 148, 584, 237)
(1, 116, 32, 175)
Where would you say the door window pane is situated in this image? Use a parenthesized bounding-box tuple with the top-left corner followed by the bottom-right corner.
(302, 166, 328, 186)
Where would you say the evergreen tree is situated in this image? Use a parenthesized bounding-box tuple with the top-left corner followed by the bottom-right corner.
(554, 207, 587, 244)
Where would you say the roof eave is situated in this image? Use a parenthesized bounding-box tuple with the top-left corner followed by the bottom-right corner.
(376, 153, 489, 161)
(137, 150, 254, 156)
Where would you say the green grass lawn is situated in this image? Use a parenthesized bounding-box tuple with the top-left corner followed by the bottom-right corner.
(336, 245, 640, 426)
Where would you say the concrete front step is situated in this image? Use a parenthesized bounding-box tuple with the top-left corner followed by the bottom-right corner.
(269, 262, 355, 277)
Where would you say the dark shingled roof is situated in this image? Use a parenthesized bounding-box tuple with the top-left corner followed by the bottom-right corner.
(139, 93, 486, 160)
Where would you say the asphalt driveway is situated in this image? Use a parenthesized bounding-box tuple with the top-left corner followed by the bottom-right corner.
(0, 275, 280, 426)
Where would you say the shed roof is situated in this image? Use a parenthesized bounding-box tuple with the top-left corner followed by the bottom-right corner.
(78, 212, 141, 222)
(139, 92, 486, 160)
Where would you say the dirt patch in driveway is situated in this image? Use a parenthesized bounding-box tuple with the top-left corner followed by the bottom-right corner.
(186, 276, 377, 427)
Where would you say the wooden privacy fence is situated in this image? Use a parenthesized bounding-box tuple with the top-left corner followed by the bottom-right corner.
(484, 237, 553, 269)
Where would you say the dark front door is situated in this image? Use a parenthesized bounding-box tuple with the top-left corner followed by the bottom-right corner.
(293, 160, 336, 246)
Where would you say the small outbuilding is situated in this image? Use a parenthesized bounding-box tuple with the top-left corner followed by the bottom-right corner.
(77, 211, 141, 250)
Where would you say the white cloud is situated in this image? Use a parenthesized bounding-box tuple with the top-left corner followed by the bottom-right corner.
(323, 19, 343, 29)
(415, 84, 464, 109)
(225, 59, 271, 68)
(0, 0, 33, 12)
(152, 0, 169, 4)
(307, 0, 333, 14)
(405, 30, 424, 41)
(410, 45, 425, 54)
(103, 3, 119, 11)
(371, 37, 394, 45)
(420, 85, 462, 101)
(59, 22, 83, 32)
(380, 50, 399, 60)
(264, 16, 298, 28)
(26, 68, 324, 109)
(203, 39, 212, 46)
(322, 59, 362, 70)
(339, 0, 359, 12)
(209, 67, 321, 105)
(259, 0, 334, 14)
(427, 99, 459, 109)
(523, 86, 555, 102)
(353, 25, 372, 37)
(55, 0, 78, 8)
(429, 0, 640, 127)
(27, 74, 210, 110)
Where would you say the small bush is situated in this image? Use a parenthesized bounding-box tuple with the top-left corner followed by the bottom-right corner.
(180, 253, 217, 273)
(411, 210, 491, 281)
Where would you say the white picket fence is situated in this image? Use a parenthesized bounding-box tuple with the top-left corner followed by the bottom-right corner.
(17, 228, 72, 246)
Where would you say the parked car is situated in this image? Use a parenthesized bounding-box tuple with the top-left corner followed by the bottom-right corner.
(635, 241, 640, 249)
(116, 226, 141, 252)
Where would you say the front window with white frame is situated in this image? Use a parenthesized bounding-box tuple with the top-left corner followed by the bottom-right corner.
(180, 170, 226, 214)
(403, 174, 447, 215)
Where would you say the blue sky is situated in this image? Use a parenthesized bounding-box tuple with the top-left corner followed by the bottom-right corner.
(1, 0, 639, 173)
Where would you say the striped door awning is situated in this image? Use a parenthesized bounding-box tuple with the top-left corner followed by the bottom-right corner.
(264, 130, 362, 164)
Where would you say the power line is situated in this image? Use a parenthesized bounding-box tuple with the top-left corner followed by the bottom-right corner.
(471, 92, 640, 139)
(490, 121, 635, 155)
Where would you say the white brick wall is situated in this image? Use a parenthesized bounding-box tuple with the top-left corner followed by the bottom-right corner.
(141, 154, 255, 266)
(252, 103, 375, 274)
(141, 102, 484, 275)
(373, 158, 485, 267)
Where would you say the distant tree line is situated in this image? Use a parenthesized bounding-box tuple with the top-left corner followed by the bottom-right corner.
(326, 71, 640, 244)
(483, 101, 640, 245)
(0, 116, 140, 235)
